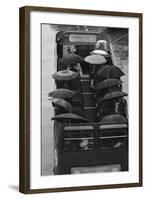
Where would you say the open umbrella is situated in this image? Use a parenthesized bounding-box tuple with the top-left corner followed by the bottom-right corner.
(101, 91, 127, 101)
(96, 79, 122, 90)
(51, 113, 88, 123)
(52, 70, 79, 81)
(90, 49, 110, 57)
(84, 54, 107, 65)
(101, 114, 127, 123)
(52, 98, 72, 112)
(97, 65, 124, 78)
(49, 89, 75, 99)
(60, 53, 84, 66)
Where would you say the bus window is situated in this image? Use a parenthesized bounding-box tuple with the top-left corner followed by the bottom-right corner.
(99, 123, 128, 150)
(69, 34, 97, 43)
(63, 125, 95, 151)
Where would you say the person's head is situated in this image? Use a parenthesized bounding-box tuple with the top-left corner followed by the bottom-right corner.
(68, 63, 76, 69)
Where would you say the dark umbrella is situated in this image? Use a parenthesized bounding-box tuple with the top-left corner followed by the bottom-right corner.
(97, 65, 125, 78)
(96, 79, 122, 90)
(52, 98, 72, 112)
(101, 114, 127, 123)
(84, 54, 107, 65)
(101, 91, 127, 101)
(51, 113, 88, 123)
(49, 89, 75, 99)
(60, 53, 84, 65)
(52, 70, 79, 81)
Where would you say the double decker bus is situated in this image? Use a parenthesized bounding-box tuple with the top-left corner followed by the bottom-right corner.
(52, 29, 128, 175)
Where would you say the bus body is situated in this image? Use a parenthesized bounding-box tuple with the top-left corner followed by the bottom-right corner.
(53, 29, 128, 175)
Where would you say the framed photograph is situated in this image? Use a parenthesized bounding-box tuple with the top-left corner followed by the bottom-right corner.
(19, 6, 143, 194)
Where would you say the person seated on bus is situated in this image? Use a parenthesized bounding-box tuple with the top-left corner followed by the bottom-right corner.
(73, 45, 91, 75)
(67, 63, 83, 92)
(98, 97, 128, 119)
(104, 85, 122, 95)
(55, 80, 69, 89)
(95, 39, 108, 52)
(79, 139, 89, 150)
(55, 75, 82, 92)
(98, 100, 116, 118)
(53, 104, 67, 115)
(67, 62, 83, 76)
(94, 39, 113, 64)
(115, 97, 128, 118)
(89, 65, 106, 89)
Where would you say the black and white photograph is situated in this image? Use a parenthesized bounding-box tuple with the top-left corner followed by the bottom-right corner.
(19, 7, 142, 193)
(41, 24, 129, 176)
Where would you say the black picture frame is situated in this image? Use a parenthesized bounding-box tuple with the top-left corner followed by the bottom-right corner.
(19, 6, 143, 194)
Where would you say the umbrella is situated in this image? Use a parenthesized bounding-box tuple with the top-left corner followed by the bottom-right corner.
(101, 114, 127, 123)
(48, 89, 75, 99)
(84, 54, 107, 65)
(60, 53, 84, 65)
(97, 65, 124, 78)
(90, 49, 110, 57)
(51, 113, 88, 123)
(52, 70, 79, 81)
(101, 91, 127, 101)
(52, 98, 72, 112)
(96, 79, 122, 90)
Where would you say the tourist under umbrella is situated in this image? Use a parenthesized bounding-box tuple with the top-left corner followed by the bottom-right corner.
(52, 70, 82, 91)
(48, 88, 75, 99)
(84, 54, 107, 88)
(51, 113, 88, 123)
(51, 98, 72, 113)
(95, 39, 108, 52)
(60, 53, 84, 66)
(100, 113, 127, 123)
(101, 91, 127, 102)
(96, 78, 122, 90)
(97, 65, 124, 79)
(52, 70, 79, 81)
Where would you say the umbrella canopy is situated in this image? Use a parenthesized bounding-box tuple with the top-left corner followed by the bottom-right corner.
(52, 70, 79, 81)
(51, 113, 88, 123)
(101, 91, 127, 101)
(52, 98, 72, 112)
(90, 49, 110, 57)
(60, 53, 83, 65)
(84, 54, 107, 65)
(49, 89, 75, 99)
(101, 114, 127, 123)
(96, 79, 122, 90)
(97, 65, 124, 78)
